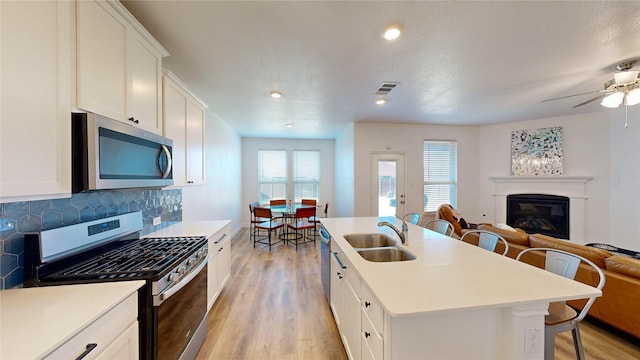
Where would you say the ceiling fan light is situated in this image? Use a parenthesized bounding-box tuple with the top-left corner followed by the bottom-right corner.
(601, 91, 624, 108)
(625, 88, 640, 106)
(613, 70, 639, 85)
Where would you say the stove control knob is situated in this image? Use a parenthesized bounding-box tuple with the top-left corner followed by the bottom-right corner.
(169, 273, 179, 282)
(187, 258, 197, 266)
(198, 249, 207, 258)
(177, 266, 187, 275)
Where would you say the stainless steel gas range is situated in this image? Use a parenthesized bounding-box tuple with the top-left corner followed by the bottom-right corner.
(24, 211, 208, 360)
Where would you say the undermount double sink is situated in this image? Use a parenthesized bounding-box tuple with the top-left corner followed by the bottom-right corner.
(343, 233, 416, 262)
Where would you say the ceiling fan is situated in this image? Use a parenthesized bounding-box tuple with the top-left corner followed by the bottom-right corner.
(543, 60, 640, 108)
(542, 60, 640, 128)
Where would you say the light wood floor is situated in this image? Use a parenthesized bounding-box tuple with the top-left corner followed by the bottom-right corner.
(196, 228, 640, 360)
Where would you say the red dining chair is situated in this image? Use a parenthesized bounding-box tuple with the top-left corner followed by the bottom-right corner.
(249, 201, 268, 243)
(253, 207, 285, 251)
(301, 198, 317, 206)
(287, 206, 316, 250)
(269, 199, 287, 219)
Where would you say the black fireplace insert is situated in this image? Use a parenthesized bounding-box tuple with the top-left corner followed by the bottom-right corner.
(506, 194, 570, 239)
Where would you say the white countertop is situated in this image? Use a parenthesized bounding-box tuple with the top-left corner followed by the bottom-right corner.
(0, 281, 144, 360)
(144, 220, 231, 238)
(320, 217, 601, 317)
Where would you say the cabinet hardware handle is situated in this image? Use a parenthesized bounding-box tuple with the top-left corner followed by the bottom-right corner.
(128, 117, 139, 124)
(365, 332, 371, 338)
(338, 276, 343, 279)
(214, 233, 227, 244)
(365, 301, 371, 307)
(75, 343, 98, 360)
(218, 247, 223, 252)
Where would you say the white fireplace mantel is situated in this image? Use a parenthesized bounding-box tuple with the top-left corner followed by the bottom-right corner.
(489, 176, 593, 243)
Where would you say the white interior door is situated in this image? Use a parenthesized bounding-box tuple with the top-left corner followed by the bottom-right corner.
(371, 153, 405, 217)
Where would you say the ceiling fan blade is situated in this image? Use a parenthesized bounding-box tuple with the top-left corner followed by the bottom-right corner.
(541, 89, 609, 102)
(572, 93, 608, 108)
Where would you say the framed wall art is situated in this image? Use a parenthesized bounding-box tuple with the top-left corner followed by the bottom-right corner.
(511, 126, 563, 176)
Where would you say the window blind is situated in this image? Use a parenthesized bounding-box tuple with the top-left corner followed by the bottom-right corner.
(423, 141, 457, 212)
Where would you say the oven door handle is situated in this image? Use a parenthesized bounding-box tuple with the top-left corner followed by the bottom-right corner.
(154, 254, 208, 306)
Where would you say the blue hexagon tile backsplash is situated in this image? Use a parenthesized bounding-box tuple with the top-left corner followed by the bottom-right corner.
(0, 188, 182, 289)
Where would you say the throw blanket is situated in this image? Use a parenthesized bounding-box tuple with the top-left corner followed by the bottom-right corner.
(587, 243, 640, 259)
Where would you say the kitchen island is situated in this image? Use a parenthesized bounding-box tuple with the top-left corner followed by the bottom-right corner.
(321, 216, 601, 360)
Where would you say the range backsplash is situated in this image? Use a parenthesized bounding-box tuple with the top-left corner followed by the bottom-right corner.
(0, 188, 182, 290)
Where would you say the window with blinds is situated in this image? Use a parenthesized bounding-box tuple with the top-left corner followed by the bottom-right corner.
(293, 150, 320, 202)
(258, 149, 321, 203)
(258, 150, 287, 203)
(423, 141, 458, 212)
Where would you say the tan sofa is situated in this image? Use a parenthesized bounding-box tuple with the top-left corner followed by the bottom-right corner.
(461, 224, 640, 339)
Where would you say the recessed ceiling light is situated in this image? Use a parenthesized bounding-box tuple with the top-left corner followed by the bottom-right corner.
(270, 91, 282, 98)
(285, 123, 294, 128)
(383, 24, 403, 40)
(376, 98, 386, 105)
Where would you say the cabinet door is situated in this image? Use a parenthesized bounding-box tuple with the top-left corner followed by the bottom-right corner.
(330, 252, 344, 330)
(343, 277, 361, 360)
(185, 99, 205, 185)
(127, 31, 162, 134)
(216, 231, 231, 290)
(163, 77, 188, 186)
(207, 234, 220, 311)
(95, 322, 139, 360)
(76, 0, 127, 121)
(0, 0, 72, 202)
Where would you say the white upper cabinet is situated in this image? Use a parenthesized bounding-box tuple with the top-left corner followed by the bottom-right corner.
(0, 0, 72, 202)
(186, 99, 206, 185)
(163, 70, 207, 186)
(126, 29, 164, 134)
(76, 0, 168, 135)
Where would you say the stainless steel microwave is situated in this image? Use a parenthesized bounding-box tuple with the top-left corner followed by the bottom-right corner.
(72, 113, 173, 192)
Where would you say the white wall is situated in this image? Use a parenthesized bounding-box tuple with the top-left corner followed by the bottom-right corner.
(241, 137, 335, 226)
(352, 122, 480, 218)
(335, 123, 355, 217)
(476, 111, 611, 245)
(608, 106, 640, 250)
(182, 110, 243, 234)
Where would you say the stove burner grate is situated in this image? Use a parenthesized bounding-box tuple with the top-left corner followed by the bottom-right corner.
(43, 236, 207, 281)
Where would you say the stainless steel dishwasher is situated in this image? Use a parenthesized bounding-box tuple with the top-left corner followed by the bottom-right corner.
(319, 225, 331, 302)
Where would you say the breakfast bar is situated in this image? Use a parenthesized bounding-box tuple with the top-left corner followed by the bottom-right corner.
(321, 216, 602, 359)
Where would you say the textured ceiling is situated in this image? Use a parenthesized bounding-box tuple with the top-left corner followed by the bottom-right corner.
(122, 1, 640, 139)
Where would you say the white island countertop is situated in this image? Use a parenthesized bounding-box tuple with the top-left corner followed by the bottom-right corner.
(0, 280, 144, 360)
(320, 216, 601, 317)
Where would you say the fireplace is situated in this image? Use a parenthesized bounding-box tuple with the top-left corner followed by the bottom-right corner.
(507, 194, 570, 239)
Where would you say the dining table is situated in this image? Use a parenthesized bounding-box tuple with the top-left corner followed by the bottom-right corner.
(263, 202, 317, 241)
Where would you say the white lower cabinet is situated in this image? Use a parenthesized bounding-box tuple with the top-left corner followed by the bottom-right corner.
(95, 322, 138, 360)
(44, 292, 138, 360)
(331, 245, 363, 360)
(330, 240, 386, 360)
(343, 274, 362, 360)
(207, 224, 231, 310)
(330, 250, 344, 329)
(361, 303, 384, 360)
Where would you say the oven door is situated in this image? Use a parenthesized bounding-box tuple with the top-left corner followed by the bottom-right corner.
(155, 259, 208, 360)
